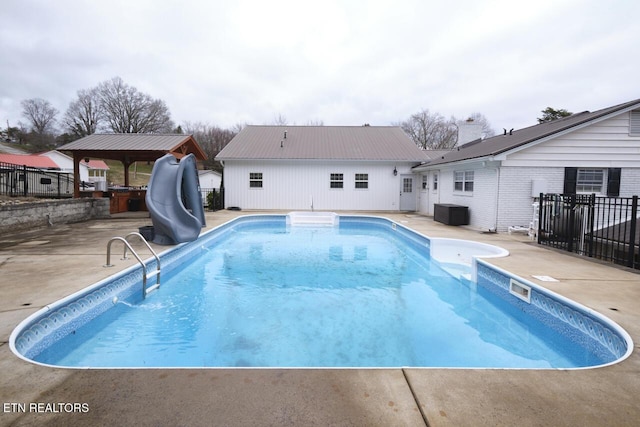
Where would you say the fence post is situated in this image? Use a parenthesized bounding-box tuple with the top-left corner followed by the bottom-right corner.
(567, 194, 576, 253)
(628, 195, 638, 268)
(537, 192, 544, 244)
(22, 165, 28, 197)
(587, 193, 595, 257)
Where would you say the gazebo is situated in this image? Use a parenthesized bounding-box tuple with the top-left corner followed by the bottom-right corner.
(58, 134, 207, 198)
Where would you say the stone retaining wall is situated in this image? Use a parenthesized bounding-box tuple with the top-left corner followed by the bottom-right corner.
(0, 198, 111, 234)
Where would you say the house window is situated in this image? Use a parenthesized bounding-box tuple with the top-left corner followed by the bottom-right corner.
(422, 175, 428, 190)
(403, 178, 413, 193)
(355, 173, 368, 189)
(630, 110, 640, 135)
(454, 170, 474, 192)
(330, 173, 343, 189)
(249, 172, 263, 188)
(576, 169, 604, 193)
(433, 173, 438, 191)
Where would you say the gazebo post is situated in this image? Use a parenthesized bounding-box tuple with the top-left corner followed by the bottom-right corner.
(73, 153, 82, 198)
(123, 158, 131, 188)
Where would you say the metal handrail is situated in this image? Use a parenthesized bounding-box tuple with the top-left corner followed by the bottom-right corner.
(125, 232, 161, 296)
(105, 233, 161, 299)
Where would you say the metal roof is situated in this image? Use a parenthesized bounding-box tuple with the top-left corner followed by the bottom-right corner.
(59, 134, 190, 151)
(58, 133, 207, 162)
(416, 98, 640, 168)
(82, 159, 110, 170)
(215, 126, 430, 162)
(0, 153, 60, 169)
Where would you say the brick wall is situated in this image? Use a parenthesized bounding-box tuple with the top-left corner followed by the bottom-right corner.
(496, 167, 564, 231)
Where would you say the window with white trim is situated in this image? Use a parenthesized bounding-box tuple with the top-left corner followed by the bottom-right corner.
(454, 170, 474, 192)
(433, 173, 438, 191)
(355, 173, 368, 189)
(249, 172, 263, 188)
(576, 169, 604, 193)
(330, 173, 343, 189)
(421, 174, 428, 190)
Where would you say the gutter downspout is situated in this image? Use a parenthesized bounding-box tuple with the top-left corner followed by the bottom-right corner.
(493, 164, 500, 232)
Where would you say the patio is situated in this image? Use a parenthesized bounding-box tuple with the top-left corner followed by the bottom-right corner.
(1, 210, 639, 426)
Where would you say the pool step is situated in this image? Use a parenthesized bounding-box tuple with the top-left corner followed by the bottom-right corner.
(286, 211, 339, 227)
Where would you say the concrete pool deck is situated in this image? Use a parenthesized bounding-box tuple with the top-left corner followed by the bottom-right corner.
(1, 209, 639, 426)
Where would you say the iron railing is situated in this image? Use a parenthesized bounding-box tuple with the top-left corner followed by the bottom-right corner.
(538, 193, 639, 270)
(0, 161, 74, 199)
(201, 187, 225, 211)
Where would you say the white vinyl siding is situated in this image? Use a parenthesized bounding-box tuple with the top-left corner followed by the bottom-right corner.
(503, 113, 640, 168)
(224, 160, 413, 210)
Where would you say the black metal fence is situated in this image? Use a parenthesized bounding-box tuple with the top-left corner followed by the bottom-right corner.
(538, 193, 639, 270)
(0, 161, 74, 199)
(201, 187, 225, 211)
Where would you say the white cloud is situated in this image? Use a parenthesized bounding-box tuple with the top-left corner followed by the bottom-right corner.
(1, 0, 639, 133)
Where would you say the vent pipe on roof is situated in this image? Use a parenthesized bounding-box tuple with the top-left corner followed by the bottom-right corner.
(284, 130, 287, 139)
(280, 140, 284, 148)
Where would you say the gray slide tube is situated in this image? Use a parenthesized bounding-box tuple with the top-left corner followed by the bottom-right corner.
(145, 153, 206, 245)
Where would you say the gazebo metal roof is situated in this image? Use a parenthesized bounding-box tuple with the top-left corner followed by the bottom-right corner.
(58, 133, 207, 196)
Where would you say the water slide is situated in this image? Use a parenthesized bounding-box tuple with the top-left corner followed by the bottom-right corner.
(145, 153, 206, 245)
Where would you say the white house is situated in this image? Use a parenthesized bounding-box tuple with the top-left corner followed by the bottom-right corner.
(215, 125, 430, 211)
(413, 98, 640, 232)
(40, 150, 109, 188)
(198, 169, 222, 190)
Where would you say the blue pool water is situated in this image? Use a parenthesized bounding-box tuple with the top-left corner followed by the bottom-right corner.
(23, 216, 630, 368)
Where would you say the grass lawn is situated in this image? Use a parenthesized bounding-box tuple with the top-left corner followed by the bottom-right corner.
(105, 160, 154, 187)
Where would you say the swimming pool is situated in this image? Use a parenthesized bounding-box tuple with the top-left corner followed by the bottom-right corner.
(10, 214, 632, 369)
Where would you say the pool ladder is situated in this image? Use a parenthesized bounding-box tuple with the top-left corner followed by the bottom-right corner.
(105, 232, 161, 299)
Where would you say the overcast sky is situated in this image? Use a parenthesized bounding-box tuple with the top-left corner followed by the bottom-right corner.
(2, 0, 639, 134)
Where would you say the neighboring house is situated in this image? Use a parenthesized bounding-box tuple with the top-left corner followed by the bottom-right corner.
(0, 153, 68, 196)
(198, 169, 222, 190)
(0, 151, 111, 194)
(413, 98, 640, 232)
(40, 150, 109, 187)
(215, 126, 430, 211)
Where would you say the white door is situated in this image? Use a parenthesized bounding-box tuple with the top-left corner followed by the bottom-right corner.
(399, 175, 416, 211)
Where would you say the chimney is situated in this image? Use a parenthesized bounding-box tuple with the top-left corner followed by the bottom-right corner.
(456, 119, 483, 146)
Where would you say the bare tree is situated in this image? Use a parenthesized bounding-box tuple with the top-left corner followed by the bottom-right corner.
(21, 98, 58, 134)
(271, 113, 288, 126)
(63, 88, 101, 137)
(97, 77, 174, 133)
(397, 109, 458, 150)
(182, 121, 237, 171)
(466, 112, 495, 138)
